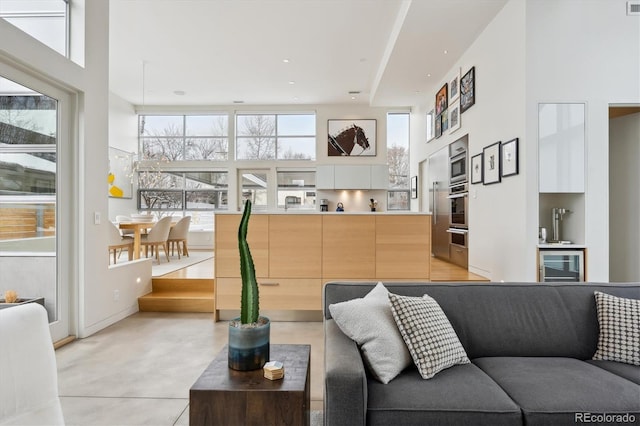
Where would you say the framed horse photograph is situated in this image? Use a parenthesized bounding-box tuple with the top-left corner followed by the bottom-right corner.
(328, 119, 376, 156)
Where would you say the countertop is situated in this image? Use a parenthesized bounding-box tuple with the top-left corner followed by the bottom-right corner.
(538, 243, 586, 249)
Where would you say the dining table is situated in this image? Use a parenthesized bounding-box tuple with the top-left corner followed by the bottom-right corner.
(118, 220, 176, 260)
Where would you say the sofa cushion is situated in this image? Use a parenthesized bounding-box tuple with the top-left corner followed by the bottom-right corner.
(592, 291, 640, 366)
(473, 357, 640, 426)
(585, 360, 640, 385)
(388, 293, 469, 379)
(366, 362, 521, 426)
(328, 282, 412, 383)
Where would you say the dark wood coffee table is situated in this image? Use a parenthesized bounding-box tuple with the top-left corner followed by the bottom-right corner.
(190, 344, 310, 426)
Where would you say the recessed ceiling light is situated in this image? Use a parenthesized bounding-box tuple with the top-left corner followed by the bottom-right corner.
(443, 49, 448, 54)
(173, 90, 185, 96)
(293, 96, 299, 101)
(288, 81, 295, 85)
(427, 73, 432, 77)
(283, 59, 290, 63)
(351, 96, 356, 100)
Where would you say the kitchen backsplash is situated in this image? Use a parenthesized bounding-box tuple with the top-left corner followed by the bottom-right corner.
(316, 189, 388, 212)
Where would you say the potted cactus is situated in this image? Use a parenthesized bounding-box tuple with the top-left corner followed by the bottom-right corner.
(228, 199, 270, 371)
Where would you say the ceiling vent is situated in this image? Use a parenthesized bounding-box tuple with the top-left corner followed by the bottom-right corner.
(628, 1, 640, 15)
(348, 91, 361, 95)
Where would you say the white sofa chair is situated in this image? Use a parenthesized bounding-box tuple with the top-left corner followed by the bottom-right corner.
(0, 303, 65, 425)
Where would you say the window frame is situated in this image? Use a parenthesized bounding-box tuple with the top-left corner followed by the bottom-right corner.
(235, 112, 316, 161)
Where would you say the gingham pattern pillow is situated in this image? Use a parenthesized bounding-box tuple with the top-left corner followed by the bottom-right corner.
(388, 293, 469, 379)
(592, 291, 640, 366)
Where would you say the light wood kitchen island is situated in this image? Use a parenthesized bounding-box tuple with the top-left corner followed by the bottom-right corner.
(214, 212, 431, 319)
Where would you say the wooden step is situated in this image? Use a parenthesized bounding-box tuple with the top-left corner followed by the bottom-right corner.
(137, 276, 215, 313)
(151, 277, 214, 293)
(138, 291, 215, 313)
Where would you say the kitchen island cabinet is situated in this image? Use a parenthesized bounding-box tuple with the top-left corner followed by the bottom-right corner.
(214, 212, 431, 318)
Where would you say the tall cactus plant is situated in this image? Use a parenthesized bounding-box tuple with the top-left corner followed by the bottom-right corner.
(238, 199, 259, 324)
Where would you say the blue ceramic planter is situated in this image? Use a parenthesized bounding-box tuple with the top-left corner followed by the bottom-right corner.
(228, 316, 270, 371)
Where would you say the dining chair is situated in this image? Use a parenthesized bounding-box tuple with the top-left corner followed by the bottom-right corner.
(167, 216, 191, 259)
(140, 216, 172, 263)
(108, 221, 133, 264)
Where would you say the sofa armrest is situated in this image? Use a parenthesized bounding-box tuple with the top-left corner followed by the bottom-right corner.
(324, 319, 367, 426)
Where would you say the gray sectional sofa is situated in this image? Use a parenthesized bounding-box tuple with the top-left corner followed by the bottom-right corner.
(323, 282, 640, 426)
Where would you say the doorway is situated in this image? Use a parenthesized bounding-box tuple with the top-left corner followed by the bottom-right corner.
(608, 105, 640, 282)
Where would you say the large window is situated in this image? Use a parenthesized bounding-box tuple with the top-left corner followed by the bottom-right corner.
(0, 0, 68, 56)
(387, 112, 410, 210)
(277, 171, 316, 210)
(138, 170, 227, 210)
(139, 114, 229, 161)
(236, 113, 315, 160)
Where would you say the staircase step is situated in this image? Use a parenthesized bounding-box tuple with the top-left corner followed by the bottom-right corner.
(151, 277, 214, 293)
(138, 291, 214, 313)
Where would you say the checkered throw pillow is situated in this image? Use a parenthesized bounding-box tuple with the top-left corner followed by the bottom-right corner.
(388, 293, 469, 379)
(592, 291, 640, 366)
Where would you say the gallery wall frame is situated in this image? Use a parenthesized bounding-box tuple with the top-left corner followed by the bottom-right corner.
(435, 114, 442, 138)
(448, 100, 461, 133)
(435, 83, 448, 116)
(482, 141, 501, 185)
(328, 119, 376, 156)
(460, 66, 476, 114)
(501, 138, 519, 177)
(449, 69, 460, 103)
(471, 153, 483, 184)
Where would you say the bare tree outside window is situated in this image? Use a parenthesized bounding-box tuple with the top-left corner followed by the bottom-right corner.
(141, 123, 184, 161)
(388, 144, 409, 189)
(237, 115, 276, 160)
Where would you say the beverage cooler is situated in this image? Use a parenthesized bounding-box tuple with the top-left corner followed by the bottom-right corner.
(538, 249, 585, 282)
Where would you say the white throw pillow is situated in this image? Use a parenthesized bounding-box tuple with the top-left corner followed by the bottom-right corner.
(592, 291, 640, 366)
(388, 292, 470, 379)
(329, 282, 413, 383)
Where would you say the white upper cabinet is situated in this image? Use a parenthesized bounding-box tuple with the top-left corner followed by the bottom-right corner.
(317, 165, 388, 190)
(538, 103, 585, 193)
(316, 165, 335, 189)
(370, 164, 389, 189)
(334, 165, 371, 189)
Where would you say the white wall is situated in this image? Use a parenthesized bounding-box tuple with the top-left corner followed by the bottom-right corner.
(525, 0, 640, 281)
(609, 112, 640, 282)
(410, 0, 527, 280)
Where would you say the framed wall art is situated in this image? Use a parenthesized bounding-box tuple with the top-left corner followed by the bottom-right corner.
(435, 114, 442, 138)
(411, 175, 418, 199)
(460, 66, 475, 113)
(328, 119, 376, 156)
(482, 141, 501, 185)
(449, 69, 460, 103)
(108, 147, 133, 198)
(448, 100, 461, 133)
(501, 138, 519, 177)
(471, 153, 483, 184)
(435, 83, 448, 116)
(441, 110, 449, 133)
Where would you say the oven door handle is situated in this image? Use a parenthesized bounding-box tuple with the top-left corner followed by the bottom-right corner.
(446, 228, 469, 235)
(447, 193, 468, 199)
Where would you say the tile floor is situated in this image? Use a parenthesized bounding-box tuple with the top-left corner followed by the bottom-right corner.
(56, 312, 324, 425)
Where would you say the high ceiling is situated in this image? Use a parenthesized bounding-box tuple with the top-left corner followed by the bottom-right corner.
(109, 0, 507, 107)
